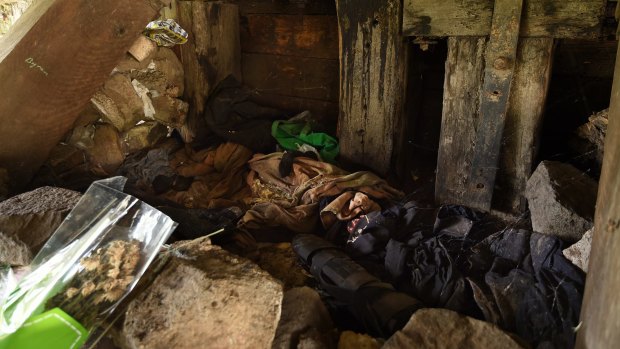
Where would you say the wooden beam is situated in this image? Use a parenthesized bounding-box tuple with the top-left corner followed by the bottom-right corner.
(466, 0, 523, 211)
(0, 0, 159, 188)
(436, 37, 487, 206)
(494, 38, 554, 213)
(403, 0, 606, 39)
(336, 0, 408, 175)
(240, 14, 338, 59)
(436, 36, 554, 213)
(178, 1, 241, 144)
(242, 53, 338, 101)
(576, 40, 620, 349)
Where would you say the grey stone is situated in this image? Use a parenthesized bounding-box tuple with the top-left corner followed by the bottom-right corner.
(272, 287, 335, 349)
(525, 161, 598, 242)
(563, 228, 593, 272)
(0, 232, 32, 266)
(121, 237, 283, 349)
(382, 308, 525, 349)
(0, 186, 81, 254)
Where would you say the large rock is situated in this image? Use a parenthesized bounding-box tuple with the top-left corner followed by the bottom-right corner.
(563, 228, 593, 273)
(382, 309, 525, 349)
(0, 187, 81, 254)
(525, 161, 598, 242)
(89, 124, 126, 176)
(0, 232, 32, 266)
(121, 122, 168, 155)
(272, 287, 335, 349)
(115, 48, 184, 97)
(121, 238, 283, 349)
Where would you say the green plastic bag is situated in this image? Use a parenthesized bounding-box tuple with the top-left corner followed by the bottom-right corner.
(271, 120, 339, 162)
(0, 308, 88, 349)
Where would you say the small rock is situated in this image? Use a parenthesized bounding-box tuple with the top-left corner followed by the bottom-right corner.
(525, 161, 598, 242)
(121, 238, 283, 349)
(0, 186, 81, 254)
(121, 122, 168, 155)
(0, 232, 32, 266)
(151, 95, 188, 128)
(115, 48, 184, 97)
(88, 124, 126, 176)
(273, 287, 336, 349)
(127, 35, 158, 63)
(256, 243, 311, 290)
(382, 309, 525, 349)
(337, 331, 380, 349)
(91, 74, 144, 132)
(563, 228, 593, 272)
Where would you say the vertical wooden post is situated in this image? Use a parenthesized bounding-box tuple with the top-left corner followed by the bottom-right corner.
(335, 0, 408, 175)
(495, 38, 554, 212)
(576, 42, 620, 349)
(436, 37, 487, 206)
(178, 1, 241, 144)
(436, 33, 553, 214)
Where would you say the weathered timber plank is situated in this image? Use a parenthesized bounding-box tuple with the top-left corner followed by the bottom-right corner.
(178, 1, 240, 144)
(242, 53, 339, 101)
(252, 93, 339, 126)
(576, 41, 620, 349)
(0, 0, 158, 188)
(436, 37, 487, 206)
(494, 38, 554, 213)
(240, 14, 338, 59)
(466, 0, 524, 212)
(228, 0, 336, 15)
(336, 0, 408, 175)
(403, 0, 606, 39)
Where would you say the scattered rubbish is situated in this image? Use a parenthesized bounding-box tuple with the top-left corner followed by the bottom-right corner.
(0, 177, 177, 349)
(143, 19, 188, 47)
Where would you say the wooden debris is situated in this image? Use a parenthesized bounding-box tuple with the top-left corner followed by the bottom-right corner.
(128, 35, 158, 62)
(0, 0, 160, 188)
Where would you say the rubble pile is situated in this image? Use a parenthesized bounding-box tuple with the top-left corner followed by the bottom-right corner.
(35, 46, 187, 187)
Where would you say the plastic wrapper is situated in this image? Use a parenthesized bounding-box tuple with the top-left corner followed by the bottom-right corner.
(143, 19, 188, 47)
(0, 177, 177, 348)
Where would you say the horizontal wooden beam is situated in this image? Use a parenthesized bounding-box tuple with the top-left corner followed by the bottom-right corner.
(403, 0, 606, 39)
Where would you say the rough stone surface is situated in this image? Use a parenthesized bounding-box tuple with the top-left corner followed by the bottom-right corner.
(150, 95, 188, 128)
(273, 287, 335, 349)
(121, 238, 283, 349)
(256, 243, 311, 290)
(88, 124, 126, 176)
(0, 187, 81, 253)
(382, 309, 525, 349)
(573, 109, 608, 167)
(563, 228, 593, 273)
(121, 122, 167, 154)
(525, 161, 598, 242)
(115, 48, 184, 97)
(91, 74, 144, 132)
(337, 331, 380, 349)
(0, 232, 32, 266)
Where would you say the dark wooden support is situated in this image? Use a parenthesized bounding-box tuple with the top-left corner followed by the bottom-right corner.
(0, 0, 159, 189)
(436, 37, 487, 206)
(495, 38, 554, 212)
(466, 0, 523, 211)
(178, 1, 241, 144)
(576, 41, 620, 349)
(403, 0, 606, 39)
(335, 0, 408, 175)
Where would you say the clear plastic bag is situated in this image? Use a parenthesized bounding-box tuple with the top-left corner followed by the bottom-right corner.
(0, 177, 177, 339)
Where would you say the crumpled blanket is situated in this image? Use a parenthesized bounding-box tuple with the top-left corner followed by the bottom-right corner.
(239, 152, 403, 234)
(326, 202, 584, 349)
(163, 142, 253, 209)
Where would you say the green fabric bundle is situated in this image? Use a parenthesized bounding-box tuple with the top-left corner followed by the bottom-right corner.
(272, 120, 339, 162)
